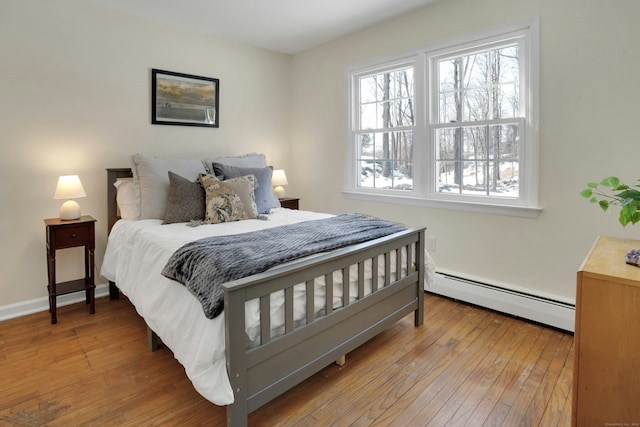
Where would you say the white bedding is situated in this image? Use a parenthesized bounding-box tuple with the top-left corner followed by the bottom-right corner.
(101, 208, 433, 405)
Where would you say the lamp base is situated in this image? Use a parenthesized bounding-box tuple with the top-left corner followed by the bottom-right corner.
(59, 200, 81, 220)
(274, 186, 286, 199)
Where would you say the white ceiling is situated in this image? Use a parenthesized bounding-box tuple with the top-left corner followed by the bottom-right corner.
(88, 0, 439, 54)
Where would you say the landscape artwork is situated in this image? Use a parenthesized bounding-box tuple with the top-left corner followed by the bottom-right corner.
(152, 69, 219, 127)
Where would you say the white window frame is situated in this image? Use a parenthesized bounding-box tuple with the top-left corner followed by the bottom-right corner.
(345, 19, 541, 218)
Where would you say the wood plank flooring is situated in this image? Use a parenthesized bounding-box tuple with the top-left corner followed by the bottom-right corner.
(0, 293, 573, 426)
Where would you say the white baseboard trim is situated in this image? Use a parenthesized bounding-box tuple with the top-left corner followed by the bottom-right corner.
(428, 272, 575, 332)
(0, 283, 110, 322)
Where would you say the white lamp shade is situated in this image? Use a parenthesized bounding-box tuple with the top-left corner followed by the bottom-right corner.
(54, 175, 86, 200)
(271, 169, 288, 186)
(54, 175, 86, 220)
(272, 169, 288, 199)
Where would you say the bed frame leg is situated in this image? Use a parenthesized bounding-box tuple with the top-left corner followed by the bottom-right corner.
(147, 327, 159, 352)
(109, 281, 120, 300)
(336, 355, 346, 366)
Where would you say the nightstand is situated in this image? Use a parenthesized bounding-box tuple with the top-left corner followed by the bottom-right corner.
(279, 197, 299, 210)
(44, 215, 96, 324)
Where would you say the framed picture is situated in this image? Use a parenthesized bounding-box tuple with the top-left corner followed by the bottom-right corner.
(152, 69, 219, 127)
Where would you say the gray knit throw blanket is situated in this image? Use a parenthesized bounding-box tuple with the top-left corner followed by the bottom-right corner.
(161, 213, 407, 319)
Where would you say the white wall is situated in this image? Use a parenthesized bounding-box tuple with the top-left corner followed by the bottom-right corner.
(0, 0, 291, 306)
(3, 0, 639, 312)
(290, 0, 640, 303)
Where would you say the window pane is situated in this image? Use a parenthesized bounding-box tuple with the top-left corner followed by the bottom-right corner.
(394, 98, 415, 126)
(436, 161, 460, 193)
(356, 130, 413, 190)
(439, 91, 459, 123)
(358, 160, 376, 188)
(488, 161, 519, 197)
(464, 51, 489, 90)
(439, 60, 457, 92)
(358, 133, 374, 157)
(462, 160, 488, 194)
(492, 46, 520, 119)
(462, 126, 488, 160)
(360, 75, 378, 103)
(360, 104, 377, 129)
(436, 128, 458, 160)
(463, 88, 489, 121)
(489, 124, 519, 161)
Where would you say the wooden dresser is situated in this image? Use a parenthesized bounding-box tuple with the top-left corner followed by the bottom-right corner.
(573, 236, 640, 426)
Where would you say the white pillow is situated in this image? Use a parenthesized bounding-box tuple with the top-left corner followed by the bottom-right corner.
(130, 154, 207, 219)
(113, 178, 140, 220)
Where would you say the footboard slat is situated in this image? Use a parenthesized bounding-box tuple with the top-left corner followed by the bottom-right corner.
(285, 287, 294, 333)
(342, 266, 350, 307)
(305, 279, 314, 324)
(260, 295, 270, 344)
(357, 261, 365, 299)
(384, 251, 391, 286)
(372, 257, 379, 292)
(325, 272, 333, 316)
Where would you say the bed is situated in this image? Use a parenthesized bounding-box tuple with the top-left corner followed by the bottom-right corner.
(101, 155, 427, 426)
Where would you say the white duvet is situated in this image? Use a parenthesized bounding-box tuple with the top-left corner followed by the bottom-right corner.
(101, 208, 434, 406)
(100, 208, 343, 405)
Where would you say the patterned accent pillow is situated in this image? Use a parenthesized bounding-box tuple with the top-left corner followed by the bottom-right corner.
(211, 163, 280, 214)
(200, 173, 258, 219)
(164, 172, 206, 224)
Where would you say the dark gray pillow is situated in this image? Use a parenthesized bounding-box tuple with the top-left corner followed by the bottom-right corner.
(163, 171, 206, 224)
(212, 163, 280, 214)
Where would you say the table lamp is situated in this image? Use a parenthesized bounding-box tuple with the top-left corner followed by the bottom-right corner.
(54, 175, 87, 220)
(272, 169, 288, 199)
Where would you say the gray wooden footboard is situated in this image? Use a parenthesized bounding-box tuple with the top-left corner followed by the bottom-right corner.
(223, 227, 424, 426)
(106, 168, 425, 427)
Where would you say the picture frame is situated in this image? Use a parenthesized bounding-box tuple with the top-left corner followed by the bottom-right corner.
(152, 69, 219, 128)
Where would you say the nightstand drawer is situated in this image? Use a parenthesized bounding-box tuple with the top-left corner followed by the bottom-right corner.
(53, 224, 92, 248)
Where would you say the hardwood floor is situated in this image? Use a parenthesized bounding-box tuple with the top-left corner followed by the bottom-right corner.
(0, 293, 574, 426)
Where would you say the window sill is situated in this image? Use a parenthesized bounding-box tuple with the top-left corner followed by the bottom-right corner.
(343, 190, 542, 219)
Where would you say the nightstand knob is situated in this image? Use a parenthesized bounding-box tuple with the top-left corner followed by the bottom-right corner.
(71, 233, 76, 238)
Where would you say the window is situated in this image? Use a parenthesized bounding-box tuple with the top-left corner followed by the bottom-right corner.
(355, 64, 415, 191)
(346, 20, 540, 217)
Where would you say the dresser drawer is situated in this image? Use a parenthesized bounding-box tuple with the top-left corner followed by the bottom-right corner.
(52, 224, 92, 248)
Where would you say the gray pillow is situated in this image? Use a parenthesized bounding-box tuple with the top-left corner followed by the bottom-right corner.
(130, 154, 207, 219)
(163, 171, 206, 224)
(212, 163, 280, 214)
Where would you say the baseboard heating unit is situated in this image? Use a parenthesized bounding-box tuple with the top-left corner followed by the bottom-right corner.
(429, 272, 575, 332)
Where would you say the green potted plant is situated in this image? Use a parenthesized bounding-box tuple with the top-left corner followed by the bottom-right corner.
(581, 176, 640, 227)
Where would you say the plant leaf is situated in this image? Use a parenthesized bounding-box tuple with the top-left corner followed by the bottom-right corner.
(599, 200, 609, 211)
(581, 189, 593, 198)
(616, 189, 640, 200)
(600, 176, 620, 188)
